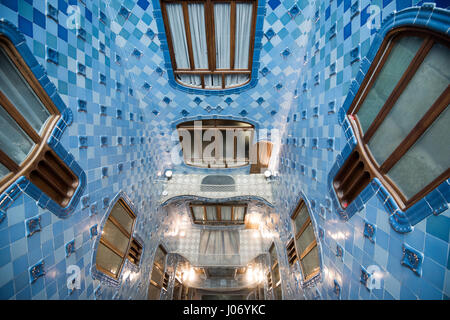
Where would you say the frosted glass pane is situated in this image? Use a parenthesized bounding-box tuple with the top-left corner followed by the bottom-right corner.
(96, 243, 123, 276)
(387, 105, 450, 199)
(368, 43, 450, 165)
(110, 202, 134, 234)
(204, 74, 222, 88)
(0, 47, 50, 134)
(269, 245, 277, 265)
(102, 220, 129, 255)
(295, 223, 315, 255)
(0, 162, 9, 180)
(357, 36, 423, 133)
(192, 206, 204, 221)
(206, 206, 217, 220)
(233, 206, 245, 221)
(301, 246, 319, 278)
(221, 206, 232, 220)
(272, 264, 280, 284)
(293, 204, 309, 234)
(0, 105, 34, 164)
(154, 246, 166, 269)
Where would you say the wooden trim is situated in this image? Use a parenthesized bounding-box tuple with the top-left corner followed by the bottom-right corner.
(108, 215, 132, 239)
(182, 2, 196, 70)
(230, 1, 236, 69)
(295, 219, 311, 240)
(299, 241, 317, 260)
(0, 149, 19, 172)
(174, 70, 251, 74)
(380, 86, 450, 172)
(205, 0, 215, 71)
(363, 37, 434, 143)
(96, 264, 119, 279)
(0, 90, 40, 143)
(100, 237, 127, 258)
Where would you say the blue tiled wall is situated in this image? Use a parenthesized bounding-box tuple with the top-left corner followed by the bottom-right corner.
(0, 0, 448, 300)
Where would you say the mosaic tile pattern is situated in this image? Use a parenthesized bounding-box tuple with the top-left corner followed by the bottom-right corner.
(0, 0, 449, 300)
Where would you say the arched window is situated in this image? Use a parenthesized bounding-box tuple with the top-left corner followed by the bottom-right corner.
(160, 0, 257, 90)
(334, 27, 449, 210)
(267, 243, 281, 300)
(95, 198, 141, 279)
(148, 244, 169, 300)
(290, 199, 320, 282)
(177, 119, 254, 168)
(0, 36, 78, 207)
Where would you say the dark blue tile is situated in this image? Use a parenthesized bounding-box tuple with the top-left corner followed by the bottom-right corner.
(0, 246, 11, 268)
(13, 254, 28, 277)
(137, 0, 149, 10)
(1, 0, 18, 12)
(0, 280, 14, 299)
(426, 214, 450, 243)
(18, 16, 33, 38)
(33, 8, 45, 29)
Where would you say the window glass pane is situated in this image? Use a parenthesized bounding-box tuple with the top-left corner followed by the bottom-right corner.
(0, 47, 51, 134)
(0, 162, 9, 180)
(96, 242, 123, 277)
(188, 3, 208, 69)
(151, 266, 164, 285)
(110, 201, 134, 234)
(148, 283, 161, 300)
(154, 246, 166, 269)
(301, 245, 319, 279)
(269, 245, 277, 265)
(192, 206, 204, 221)
(214, 3, 230, 69)
(368, 43, 450, 165)
(387, 105, 450, 199)
(233, 206, 245, 221)
(166, 4, 190, 69)
(273, 284, 282, 300)
(102, 220, 129, 256)
(293, 203, 308, 234)
(356, 36, 423, 133)
(221, 206, 232, 220)
(0, 105, 35, 164)
(272, 263, 280, 284)
(295, 223, 315, 255)
(206, 206, 217, 220)
(234, 3, 252, 69)
(204, 74, 222, 89)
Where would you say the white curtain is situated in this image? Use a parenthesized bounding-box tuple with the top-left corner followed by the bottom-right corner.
(166, 4, 197, 86)
(227, 3, 252, 87)
(188, 3, 207, 87)
(199, 230, 240, 255)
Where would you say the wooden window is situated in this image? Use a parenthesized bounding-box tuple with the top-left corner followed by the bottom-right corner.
(291, 200, 320, 281)
(160, 0, 257, 89)
(95, 199, 136, 279)
(268, 243, 281, 300)
(0, 36, 78, 207)
(177, 119, 254, 168)
(148, 245, 168, 300)
(190, 202, 247, 225)
(337, 27, 450, 210)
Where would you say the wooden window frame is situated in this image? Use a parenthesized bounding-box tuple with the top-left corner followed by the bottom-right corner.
(160, 0, 258, 90)
(342, 27, 450, 211)
(268, 243, 281, 299)
(177, 119, 255, 168)
(0, 36, 80, 207)
(148, 245, 168, 299)
(96, 199, 137, 279)
(189, 202, 247, 225)
(291, 200, 320, 282)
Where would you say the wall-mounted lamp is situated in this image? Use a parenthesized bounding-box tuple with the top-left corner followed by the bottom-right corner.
(264, 170, 272, 179)
(164, 170, 173, 180)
